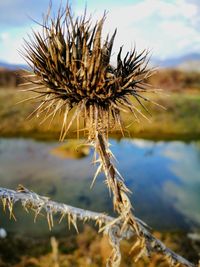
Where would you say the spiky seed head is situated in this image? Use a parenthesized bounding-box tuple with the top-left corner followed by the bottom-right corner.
(22, 5, 153, 141)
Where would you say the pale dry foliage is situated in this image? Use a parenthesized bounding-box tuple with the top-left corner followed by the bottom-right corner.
(0, 186, 196, 267)
(1, 3, 197, 267)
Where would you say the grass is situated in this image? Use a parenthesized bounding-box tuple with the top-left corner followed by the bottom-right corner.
(0, 88, 200, 140)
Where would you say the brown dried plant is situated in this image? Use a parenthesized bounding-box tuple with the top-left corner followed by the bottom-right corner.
(19, 4, 164, 267)
(0, 187, 196, 267)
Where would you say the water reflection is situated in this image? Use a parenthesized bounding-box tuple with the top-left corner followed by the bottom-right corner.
(163, 141, 200, 225)
(0, 138, 199, 236)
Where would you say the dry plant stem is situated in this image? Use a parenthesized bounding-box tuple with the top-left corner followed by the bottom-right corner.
(96, 132, 154, 266)
(96, 134, 145, 253)
(0, 186, 196, 267)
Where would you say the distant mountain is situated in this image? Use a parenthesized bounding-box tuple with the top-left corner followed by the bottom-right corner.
(177, 59, 200, 72)
(152, 53, 200, 71)
(1, 53, 200, 72)
(0, 61, 28, 70)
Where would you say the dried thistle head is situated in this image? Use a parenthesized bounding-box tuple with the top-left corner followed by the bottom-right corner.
(22, 5, 154, 141)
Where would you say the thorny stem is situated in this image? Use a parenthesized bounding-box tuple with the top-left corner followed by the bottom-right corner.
(96, 133, 146, 265)
(0, 186, 196, 267)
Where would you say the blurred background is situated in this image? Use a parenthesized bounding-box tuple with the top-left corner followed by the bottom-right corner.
(0, 0, 200, 266)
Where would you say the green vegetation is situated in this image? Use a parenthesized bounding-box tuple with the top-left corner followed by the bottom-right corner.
(0, 88, 200, 140)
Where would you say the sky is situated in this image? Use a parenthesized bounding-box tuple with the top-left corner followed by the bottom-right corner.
(0, 0, 200, 64)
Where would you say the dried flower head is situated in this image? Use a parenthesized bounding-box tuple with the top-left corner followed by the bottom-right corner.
(21, 5, 153, 141)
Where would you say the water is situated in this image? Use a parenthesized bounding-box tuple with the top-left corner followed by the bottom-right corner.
(0, 138, 200, 236)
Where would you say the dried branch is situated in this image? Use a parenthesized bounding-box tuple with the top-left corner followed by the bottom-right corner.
(0, 186, 196, 267)
(95, 132, 147, 264)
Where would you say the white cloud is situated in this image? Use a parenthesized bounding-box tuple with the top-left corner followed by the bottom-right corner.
(0, 32, 10, 42)
(158, 0, 198, 19)
(1, 0, 200, 64)
(0, 37, 24, 64)
(176, 0, 198, 19)
(100, 0, 200, 59)
(0, 26, 37, 64)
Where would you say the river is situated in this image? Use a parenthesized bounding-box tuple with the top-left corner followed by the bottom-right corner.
(0, 138, 200, 236)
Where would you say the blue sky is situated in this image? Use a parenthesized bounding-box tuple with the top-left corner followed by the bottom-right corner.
(0, 0, 200, 64)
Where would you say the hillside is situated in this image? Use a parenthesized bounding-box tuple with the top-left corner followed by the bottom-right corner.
(0, 61, 28, 70)
(152, 53, 200, 70)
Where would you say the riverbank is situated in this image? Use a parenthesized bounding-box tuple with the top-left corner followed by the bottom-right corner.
(0, 226, 199, 266)
(0, 89, 200, 141)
